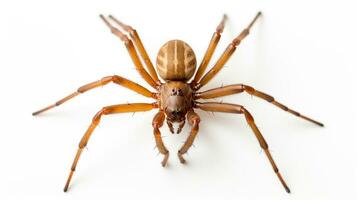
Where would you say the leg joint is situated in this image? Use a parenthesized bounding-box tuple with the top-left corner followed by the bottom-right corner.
(288, 110, 301, 116)
(101, 76, 115, 84)
(260, 143, 269, 150)
(188, 115, 201, 125)
(274, 168, 279, 173)
(243, 85, 275, 102)
(152, 123, 161, 129)
(78, 143, 86, 149)
(242, 85, 255, 94)
(76, 89, 84, 94)
(111, 75, 123, 84)
(161, 149, 169, 154)
(232, 29, 250, 46)
(241, 107, 254, 121)
(92, 108, 110, 123)
(77, 76, 115, 93)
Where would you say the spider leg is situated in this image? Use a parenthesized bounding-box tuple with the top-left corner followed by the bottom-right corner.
(108, 15, 161, 84)
(152, 111, 169, 166)
(178, 110, 200, 163)
(32, 75, 156, 115)
(191, 14, 227, 86)
(63, 103, 156, 192)
(195, 12, 262, 90)
(196, 101, 290, 193)
(100, 15, 158, 89)
(196, 84, 323, 126)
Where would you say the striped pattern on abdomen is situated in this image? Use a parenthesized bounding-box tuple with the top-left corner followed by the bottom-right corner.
(156, 40, 196, 81)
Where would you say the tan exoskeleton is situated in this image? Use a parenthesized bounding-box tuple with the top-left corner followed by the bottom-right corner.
(33, 12, 323, 193)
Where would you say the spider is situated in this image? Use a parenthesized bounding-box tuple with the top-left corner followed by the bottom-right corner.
(33, 12, 323, 193)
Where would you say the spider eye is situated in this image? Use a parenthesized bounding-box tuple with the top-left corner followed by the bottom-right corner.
(171, 88, 180, 95)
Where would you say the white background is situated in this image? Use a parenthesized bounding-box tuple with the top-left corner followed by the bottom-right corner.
(0, 0, 356, 199)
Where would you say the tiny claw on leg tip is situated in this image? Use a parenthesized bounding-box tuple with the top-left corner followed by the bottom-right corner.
(285, 187, 291, 193)
(178, 152, 186, 164)
(161, 153, 169, 167)
(63, 185, 69, 192)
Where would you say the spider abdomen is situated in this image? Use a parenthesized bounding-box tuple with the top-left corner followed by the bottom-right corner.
(156, 40, 197, 81)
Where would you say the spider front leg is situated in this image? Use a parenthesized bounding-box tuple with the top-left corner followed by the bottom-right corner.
(191, 14, 227, 86)
(63, 103, 156, 192)
(196, 102, 290, 193)
(196, 84, 323, 126)
(32, 75, 156, 115)
(108, 15, 160, 84)
(178, 110, 200, 164)
(100, 15, 160, 89)
(152, 111, 169, 166)
(195, 12, 262, 90)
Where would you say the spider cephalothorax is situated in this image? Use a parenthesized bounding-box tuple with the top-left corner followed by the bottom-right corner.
(33, 12, 323, 193)
(159, 81, 193, 124)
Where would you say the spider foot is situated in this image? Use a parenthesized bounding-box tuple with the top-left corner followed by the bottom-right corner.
(161, 152, 169, 167)
(177, 151, 186, 164)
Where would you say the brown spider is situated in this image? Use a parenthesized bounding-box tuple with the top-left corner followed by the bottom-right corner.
(33, 12, 323, 193)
